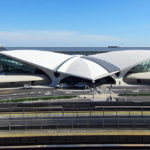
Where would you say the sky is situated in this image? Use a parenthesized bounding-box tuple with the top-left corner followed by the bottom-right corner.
(0, 0, 150, 47)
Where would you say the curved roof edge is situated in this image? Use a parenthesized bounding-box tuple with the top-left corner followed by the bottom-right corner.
(81, 56, 119, 72)
(0, 50, 73, 72)
(90, 50, 150, 72)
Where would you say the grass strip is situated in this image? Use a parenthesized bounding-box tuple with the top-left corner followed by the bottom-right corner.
(119, 93, 150, 96)
(0, 95, 77, 103)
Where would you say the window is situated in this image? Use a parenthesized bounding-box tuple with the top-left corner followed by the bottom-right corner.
(0, 54, 44, 75)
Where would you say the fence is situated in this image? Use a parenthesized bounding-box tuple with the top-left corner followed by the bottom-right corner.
(0, 110, 150, 131)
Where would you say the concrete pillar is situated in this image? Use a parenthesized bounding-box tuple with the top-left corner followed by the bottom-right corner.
(41, 69, 69, 87)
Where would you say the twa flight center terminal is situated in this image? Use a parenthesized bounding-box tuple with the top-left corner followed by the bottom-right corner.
(0, 49, 150, 88)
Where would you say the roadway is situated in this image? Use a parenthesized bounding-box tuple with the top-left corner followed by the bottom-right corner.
(0, 87, 90, 100)
(1, 85, 150, 101)
(110, 85, 150, 94)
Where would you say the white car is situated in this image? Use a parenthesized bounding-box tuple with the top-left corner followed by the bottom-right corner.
(23, 84, 32, 89)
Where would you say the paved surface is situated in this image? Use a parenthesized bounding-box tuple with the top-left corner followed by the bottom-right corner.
(0, 88, 90, 100)
(1, 129, 150, 137)
(110, 85, 150, 94)
(1, 85, 150, 101)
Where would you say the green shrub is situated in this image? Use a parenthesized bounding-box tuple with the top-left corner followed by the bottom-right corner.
(119, 93, 150, 96)
(0, 95, 77, 103)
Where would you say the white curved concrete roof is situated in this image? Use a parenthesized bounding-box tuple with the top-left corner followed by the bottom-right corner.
(0, 50, 72, 71)
(57, 57, 109, 80)
(91, 50, 150, 71)
(1, 49, 150, 81)
(0, 50, 118, 80)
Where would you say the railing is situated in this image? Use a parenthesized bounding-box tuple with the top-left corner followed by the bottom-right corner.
(0, 110, 150, 131)
(0, 110, 149, 118)
(0, 117, 150, 130)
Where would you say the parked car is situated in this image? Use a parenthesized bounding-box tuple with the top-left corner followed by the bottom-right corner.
(23, 84, 32, 89)
(74, 83, 89, 89)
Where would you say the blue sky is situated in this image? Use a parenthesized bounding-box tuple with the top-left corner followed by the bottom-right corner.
(0, 0, 150, 46)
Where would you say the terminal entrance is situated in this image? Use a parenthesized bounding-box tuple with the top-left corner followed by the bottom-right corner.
(60, 76, 115, 89)
(60, 76, 91, 89)
(94, 76, 116, 86)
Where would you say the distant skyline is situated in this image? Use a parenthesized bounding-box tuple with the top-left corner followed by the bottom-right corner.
(0, 0, 150, 47)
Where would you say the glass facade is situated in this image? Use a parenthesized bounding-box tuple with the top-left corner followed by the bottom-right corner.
(0, 54, 44, 74)
(128, 60, 150, 73)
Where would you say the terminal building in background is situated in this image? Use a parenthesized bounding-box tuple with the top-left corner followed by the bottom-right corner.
(0, 49, 150, 88)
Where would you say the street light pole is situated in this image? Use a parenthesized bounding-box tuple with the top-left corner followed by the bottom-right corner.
(92, 80, 95, 100)
(110, 84, 112, 101)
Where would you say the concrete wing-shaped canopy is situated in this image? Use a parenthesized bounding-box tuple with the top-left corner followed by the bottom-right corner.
(57, 56, 119, 81)
(91, 50, 150, 71)
(0, 50, 72, 71)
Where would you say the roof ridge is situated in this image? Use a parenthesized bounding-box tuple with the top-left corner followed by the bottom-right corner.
(55, 56, 78, 71)
(81, 56, 119, 73)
